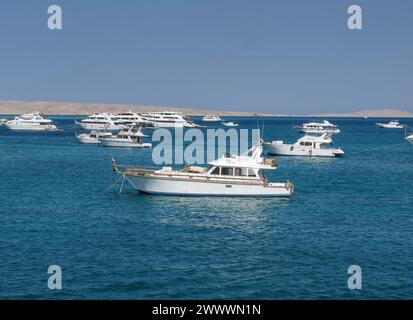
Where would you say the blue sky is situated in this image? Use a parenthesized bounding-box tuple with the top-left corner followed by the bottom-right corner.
(0, 0, 412, 114)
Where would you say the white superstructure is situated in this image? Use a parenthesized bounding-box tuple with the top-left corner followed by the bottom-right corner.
(297, 120, 340, 134)
(139, 111, 198, 128)
(113, 140, 294, 197)
(264, 133, 344, 157)
(75, 113, 127, 131)
(99, 127, 151, 148)
(376, 120, 404, 129)
(76, 131, 112, 144)
(202, 115, 222, 122)
(110, 110, 156, 128)
(5, 112, 58, 131)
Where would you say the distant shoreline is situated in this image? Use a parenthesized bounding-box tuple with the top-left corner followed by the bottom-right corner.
(1, 100, 412, 118)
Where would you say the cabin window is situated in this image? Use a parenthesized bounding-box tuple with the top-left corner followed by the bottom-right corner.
(210, 167, 220, 175)
(221, 167, 233, 176)
(247, 169, 256, 177)
(234, 168, 242, 176)
(240, 168, 249, 176)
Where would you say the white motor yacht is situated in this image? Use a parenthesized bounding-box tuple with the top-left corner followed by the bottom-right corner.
(110, 110, 157, 128)
(297, 120, 340, 134)
(112, 140, 294, 197)
(75, 113, 127, 131)
(264, 133, 344, 157)
(376, 120, 404, 129)
(139, 111, 198, 128)
(99, 127, 151, 148)
(76, 131, 112, 144)
(5, 112, 58, 131)
(221, 121, 239, 127)
(202, 115, 222, 122)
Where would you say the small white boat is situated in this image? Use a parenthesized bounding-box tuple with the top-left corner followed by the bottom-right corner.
(297, 120, 340, 134)
(406, 134, 413, 145)
(5, 112, 58, 131)
(376, 120, 404, 129)
(264, 133, 344, 158)
(0, 118, 8, 126)
(221, 121, 239, 127)
(112, 140, 293, 197)
(99, 127, 151, 148)
(76, 131, 112, 144)
(202, 115, 222, 122)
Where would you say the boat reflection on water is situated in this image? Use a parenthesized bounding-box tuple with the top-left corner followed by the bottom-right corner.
(117, 192, 290, 233)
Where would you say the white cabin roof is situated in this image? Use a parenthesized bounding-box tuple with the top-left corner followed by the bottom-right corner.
(297, 133, 333, 144)
(302, 120, 337, 127)
(208, 141, 276, 169)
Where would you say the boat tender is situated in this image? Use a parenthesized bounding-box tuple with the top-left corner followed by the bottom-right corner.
(112, 140, 293, 197)
(221, 121, 239, 127)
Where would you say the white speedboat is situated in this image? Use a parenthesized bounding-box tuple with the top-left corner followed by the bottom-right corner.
(376, 120, 404, 129)
(139, 111, 198, 128)
(75, 113, 127, 131)
(202, 115, 222, 122)
(99, 127, 151, 148)
(5, 112, 58, 131)
(297, 120, 340, 134)
(112, 140, 294, 197)
(0, 118, 8, 126)
(264, 133, 344, 157)
(221, 121, 239, 127)
(76, 131, 112, 144)
(406, 134, 413, 145)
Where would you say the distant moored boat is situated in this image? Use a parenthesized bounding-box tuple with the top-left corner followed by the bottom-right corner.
(376, 120, 404, 129)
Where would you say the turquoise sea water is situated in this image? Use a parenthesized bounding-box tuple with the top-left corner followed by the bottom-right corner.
(0, 117, 412, 299)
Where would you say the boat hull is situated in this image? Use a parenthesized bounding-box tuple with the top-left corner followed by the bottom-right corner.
(376, 123, 404, 129)
(77, 136, 99, 144)
(100, 139, 151, 148)
(125, 174, 293, 197)
(406, 135, 413, 145)
(298, 128, 340, 134)
(5, 123, 57, 131)
(75, 121, 125, 131)
(264, 143, 343, 157)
